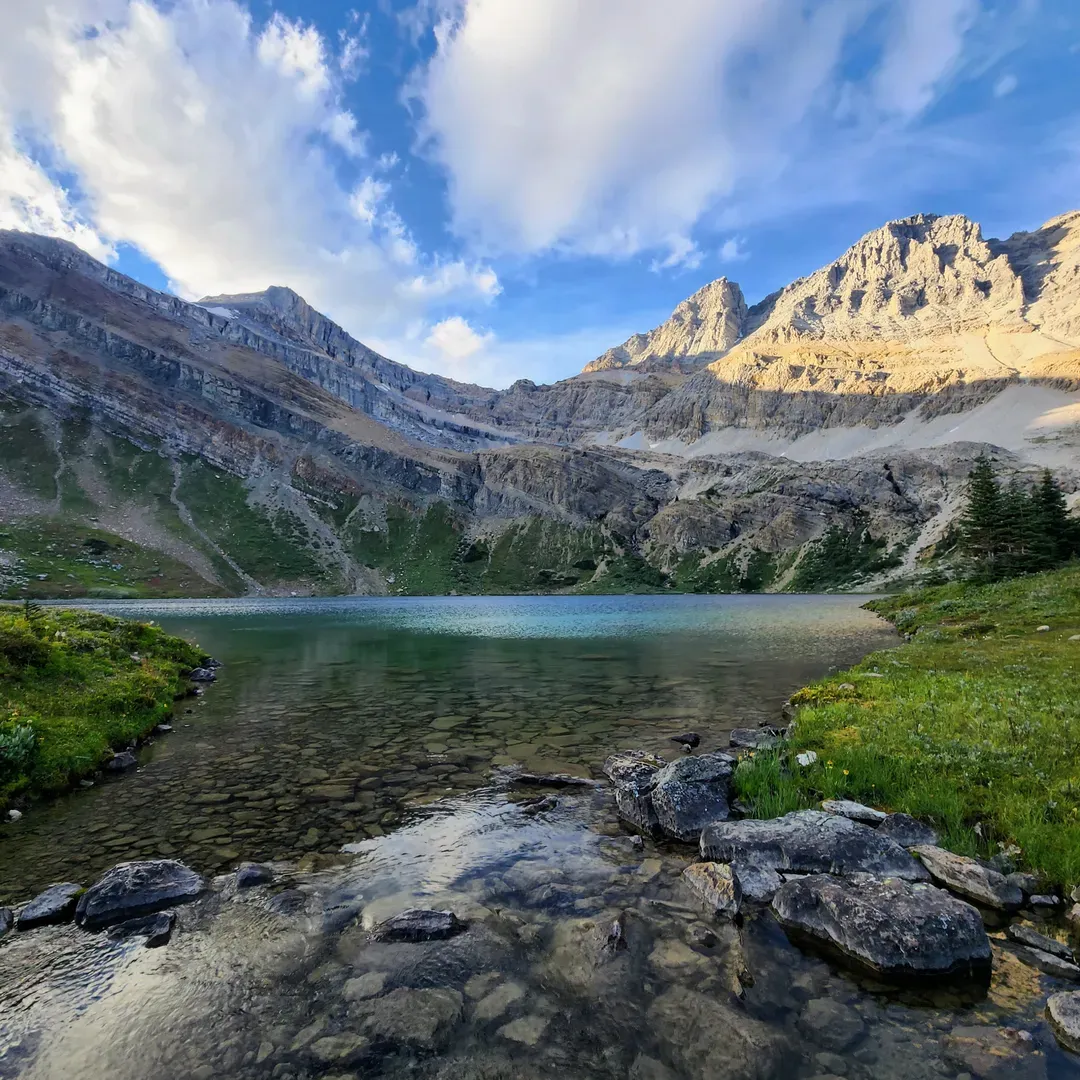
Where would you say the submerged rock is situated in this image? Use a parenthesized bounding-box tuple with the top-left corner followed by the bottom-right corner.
(771, 873, 991, 979)
(75, 860, 205, 930)
(912, 845, 1023, 910)
(353, 987, 464, 1051)
(701, 810, 929, 880)
(650, 753, 734, 841)
(647, 985, 791, 1080)
(105, 751, 138, 772)
(820, 799, 885, 825)
(370, 908, 467, 943)
(236, 862, 273, 888)
(106, 911, 176, 948)
(942, 1025, 1045, 1079)
(682, 862, 741, 918)
(797, 999, 865, 1052)
(16, 882, 84, 929)
(876, 812, 938, 848)
(1048, 991, 1080, 1053)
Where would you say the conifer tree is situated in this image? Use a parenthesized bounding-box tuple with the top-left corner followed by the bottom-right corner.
(1033, 469, 1074, 564)
(960, 454, 1004, 579)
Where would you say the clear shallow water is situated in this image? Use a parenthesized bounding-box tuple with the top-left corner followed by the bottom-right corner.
(0, 594, 894, 900)
(3, 594, 1074, 1080)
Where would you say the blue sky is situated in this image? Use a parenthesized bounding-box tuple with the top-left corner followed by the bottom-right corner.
(0, 0, 1078, 387)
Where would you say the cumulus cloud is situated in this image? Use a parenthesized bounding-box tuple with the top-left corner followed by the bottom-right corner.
(994, 73, 1019, 97)
(411, 0, 1000, 260)
(0, 0, 496, 346)
(424, 315, 493, 361)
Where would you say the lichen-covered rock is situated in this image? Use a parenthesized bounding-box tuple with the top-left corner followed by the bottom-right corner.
(820, 799, 885, 825)
(701, 810, 928, 880)
(16, 883, 83, 929)
(75, 860, 205, 930)
(876, 813, 938, 848)
(1048, 991, 1080, 1054)
(771, 873, 991, 980)
(370, 909, 467, 943)
(729, 728, 780, 750)
(911, 845, 1023, 910)
(682, 862, 740, 918)
(732, 863, 783, 905)
(650, 753, 734, 841)
(603, 750, 665, 834)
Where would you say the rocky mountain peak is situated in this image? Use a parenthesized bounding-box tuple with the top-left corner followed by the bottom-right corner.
(581, 275, 747, 374)
(744, 212, 1027, 345)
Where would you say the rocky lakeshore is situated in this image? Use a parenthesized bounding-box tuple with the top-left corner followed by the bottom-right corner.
(4, 736, 1080, 1080)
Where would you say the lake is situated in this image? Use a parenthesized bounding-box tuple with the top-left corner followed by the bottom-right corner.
(1, 595, 1072, 1080)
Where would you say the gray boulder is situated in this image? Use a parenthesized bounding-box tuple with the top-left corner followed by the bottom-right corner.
(1014, 946, 1080, 980)
(701, 810, 929, 880)
(1048, 991, 1080, 1054)
(682, 862, 741, 918)
(370, 908, 467, 943)
(771, 873, 991, 979)
(911, 845, 1023, 910)
(732, 863, 783, 905)
(236, 862, 273, 888)
(1006, 923, 1075, 962)
(16, 882, 84, 929)
(603, 750, 665, 834)
(75, 860, 205, 930)
(188, 667, 216, 682)
(729, 728, 781, 750)
(650, 753, 735, 841)
(106, 911, 176, 947)
(0, 907, 12, 938)
(820, 799, 885, 825)
(876, 812, 938, 847)
(105, 751, 138, 772)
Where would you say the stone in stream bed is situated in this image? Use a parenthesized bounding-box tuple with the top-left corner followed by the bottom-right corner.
(235, 862, 273, 888)
(1015, 945, 1080, 980)
(732, 863, 784, 905)
(105, 751, 138, 772)
(188, 667, 216, 682)
(681, 862, 741, 918)
(772, 874, 991, 980)
(352, 986, 464, 1051)
(820, 799, 886, 825)
(106, 911, 176, 947)
(603, 750, 664, 834)
(875, 812, 938, 848)
(1048, 991, 1080, 1053)
(75, 860, 205, 930)
(0, 907, 12, 938)
(370, 908, 468, 943)
(650, 753, 735, 841)
(1007, 923, 1076, 962)
(797, 998, 866, 1052)
(16, 882, 84, 929)
(700, 810, 929, 880)
(942, 1025, 1045, 1079)
(911, 845, 1023, 910)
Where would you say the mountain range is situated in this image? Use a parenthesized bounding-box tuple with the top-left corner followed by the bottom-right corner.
(1, 209, 1077, 599)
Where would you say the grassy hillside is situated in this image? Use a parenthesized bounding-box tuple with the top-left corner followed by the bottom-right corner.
(0, 605, 206, 807)
(735, 564, 1080, 886)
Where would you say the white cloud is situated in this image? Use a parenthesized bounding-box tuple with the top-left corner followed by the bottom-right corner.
(0, 0, 496, 344)
(719, 238, 748, 263)
(412, 0, 995, 260)
(650, 235, 703, 273)
(994, 73, 1019, 97)
(424, 315, 493, 361)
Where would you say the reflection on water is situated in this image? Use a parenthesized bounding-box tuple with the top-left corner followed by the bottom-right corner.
(0, 595, 893, 900)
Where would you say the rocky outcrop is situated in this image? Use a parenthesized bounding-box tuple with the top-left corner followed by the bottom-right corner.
(771, 873, 991, 980)
(700, 810, 930, 880)
(583, 278, 747, 374)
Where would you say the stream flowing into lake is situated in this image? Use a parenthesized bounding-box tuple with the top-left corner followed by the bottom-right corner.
(1, 594, 1075, 1080)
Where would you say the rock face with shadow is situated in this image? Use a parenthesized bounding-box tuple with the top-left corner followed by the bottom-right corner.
(1, 210, 1077, 598)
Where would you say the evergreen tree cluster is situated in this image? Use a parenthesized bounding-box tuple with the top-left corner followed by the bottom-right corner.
(959, 455, 1080, 581)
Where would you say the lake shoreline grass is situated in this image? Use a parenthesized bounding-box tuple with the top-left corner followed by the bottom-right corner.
(1, 604, 206, 810)
(734, 564, 1080, 887)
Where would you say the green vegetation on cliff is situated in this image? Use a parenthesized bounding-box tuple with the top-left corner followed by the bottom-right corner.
(0, 604, 205, 807)
(735, 564, 1080, 885)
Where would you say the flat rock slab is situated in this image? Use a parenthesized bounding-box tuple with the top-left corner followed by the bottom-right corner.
(771, 873, 991, 980)
(354, 987, 463, 1051)
(942, 1025, 1046, 1080)
(1048, 991, 1080, 1054)
(876, 813, 938, 848)
(1015, 946, 1080, 981)
(912, 845, 1023, 910)
(370, 908, 467, 943)
(1007, 923, 1075, 962)
(820, 799, 886, 825)
(650, 753, 734, 841)
(701, 810, 929, 880)
(105, 911, 176, 947)
(16, 883, 84, 929)
(76, 860, 205, 930)
(729, 728, 781, 750)
(682, 862, 740, 918)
